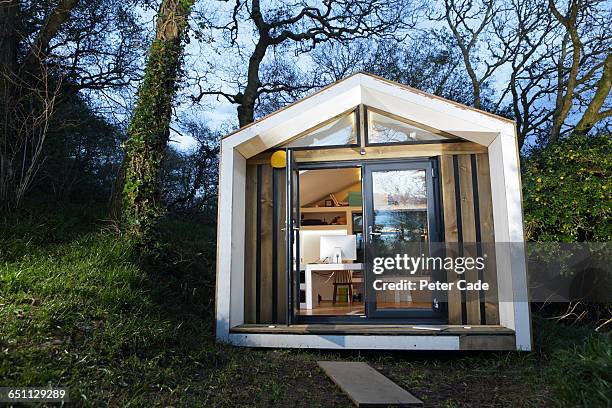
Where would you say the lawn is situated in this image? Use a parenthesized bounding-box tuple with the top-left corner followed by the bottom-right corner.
(1, 208, 610, 407)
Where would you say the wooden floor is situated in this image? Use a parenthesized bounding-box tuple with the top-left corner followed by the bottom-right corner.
(296, 301, 432, 316)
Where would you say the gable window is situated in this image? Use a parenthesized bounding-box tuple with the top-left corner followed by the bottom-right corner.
(283, 109, 359, 149)
(365, 107, 457, 145)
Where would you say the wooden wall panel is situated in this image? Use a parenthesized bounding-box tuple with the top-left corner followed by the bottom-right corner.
(457, 154, 481, 325)
(247, 142, 486, 164)
(243, 163, 288, 325)
(243, 164, 258, 323)
(439, 155, 462, 325)
(259, 165, 274, 322)
(440, 153, 499, 326)
(476, 153, 499, 325)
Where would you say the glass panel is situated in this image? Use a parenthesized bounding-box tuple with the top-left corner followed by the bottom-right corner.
(367, 110, 452, 144)
(370, 169, 433, 311)
(284, 112, 357, 148)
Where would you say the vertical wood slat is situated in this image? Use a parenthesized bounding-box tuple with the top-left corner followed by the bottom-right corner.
(259, 165, 274, 323)
(275, 168, 287, 323)
(476, 153, 499, 325)
(457, 154, 481, 325)
(243, 164, 258, 323)
(439, 155, 462, 325)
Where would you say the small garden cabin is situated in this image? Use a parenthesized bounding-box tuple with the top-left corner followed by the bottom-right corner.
(216, 72, 532, 351)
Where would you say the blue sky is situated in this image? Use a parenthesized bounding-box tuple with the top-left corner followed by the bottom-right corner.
(128, 0, 611, 151)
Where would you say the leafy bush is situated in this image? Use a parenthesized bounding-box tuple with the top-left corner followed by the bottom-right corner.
(522, 134, 611, 242)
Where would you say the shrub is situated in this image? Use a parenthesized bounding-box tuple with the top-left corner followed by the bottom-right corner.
(522, 134, 611, 242)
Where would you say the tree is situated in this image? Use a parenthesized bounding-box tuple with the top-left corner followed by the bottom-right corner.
(0, 0, 79, 210)
(548, 0, 611, 142)
(493, 0, 557, 148)
(120, 0, 195, 241)
(439, 0, 610, 146)
(440, 0, 510, 110)
(310, 32, 477, 106)
(161, 121, 220, 220)
(195, 0, 416, 126)
(0, 0, 144, 211)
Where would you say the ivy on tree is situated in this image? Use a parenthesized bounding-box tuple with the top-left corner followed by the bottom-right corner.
(121, 0, 195, 241)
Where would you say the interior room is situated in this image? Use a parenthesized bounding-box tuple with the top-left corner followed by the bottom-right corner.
(296, 167, 365, 316)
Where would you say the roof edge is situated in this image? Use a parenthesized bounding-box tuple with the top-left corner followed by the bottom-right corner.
(222, 71, 515, 141)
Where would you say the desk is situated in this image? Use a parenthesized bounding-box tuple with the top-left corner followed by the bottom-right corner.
(302, 263, 364, 310)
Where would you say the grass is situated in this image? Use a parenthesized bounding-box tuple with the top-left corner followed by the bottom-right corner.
(1, 207, 610, 407)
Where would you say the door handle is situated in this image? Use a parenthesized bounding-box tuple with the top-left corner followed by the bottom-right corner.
(368, 225, 381, 239)
(282, 221, 300, 232)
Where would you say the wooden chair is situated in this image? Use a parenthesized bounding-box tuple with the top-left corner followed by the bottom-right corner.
(332, 270, 353, 304)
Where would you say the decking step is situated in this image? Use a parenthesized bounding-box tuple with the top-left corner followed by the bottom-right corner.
(318, 361, 423, 407)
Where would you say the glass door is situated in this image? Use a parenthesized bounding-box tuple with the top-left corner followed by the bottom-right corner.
(364, 160, 445, 320)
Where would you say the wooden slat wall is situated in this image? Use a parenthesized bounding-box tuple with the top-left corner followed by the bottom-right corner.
(457, 155, 481, 325)
(439, 155, 462, 325)
(475, 154, 500, 325)
(244, 164, 258, 324)
(259, 165, 274, 322)
(439, 153, 499, 325)
(243, 163, 288, 324)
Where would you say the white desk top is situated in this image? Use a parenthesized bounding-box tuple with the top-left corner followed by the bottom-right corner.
(305, 263, 364, 271)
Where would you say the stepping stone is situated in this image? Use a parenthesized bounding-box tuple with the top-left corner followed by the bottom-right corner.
(318, 361, 423, 407)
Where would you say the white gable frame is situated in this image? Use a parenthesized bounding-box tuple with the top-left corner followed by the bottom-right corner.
(215, 72, 532, 351)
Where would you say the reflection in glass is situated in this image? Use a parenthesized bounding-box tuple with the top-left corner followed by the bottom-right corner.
(285, 112, 357, 148)
(370, 169, 432, 310)
(368, 110, 452, 144)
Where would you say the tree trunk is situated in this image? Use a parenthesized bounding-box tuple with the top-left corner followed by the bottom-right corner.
(237, 39, 268, 127)
(0, 0, 18, 111)
(463, 54, 481, 110)
(237, 1, 269, 127)
(120, 0, 194, 240)
(575, 54, 612, 135)
(0, 0, 19, 208)
(549, 0, 581, 143)
(21, 0, 80, 76)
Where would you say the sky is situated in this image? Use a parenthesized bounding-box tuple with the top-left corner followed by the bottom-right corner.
(126, 0, 611, 152)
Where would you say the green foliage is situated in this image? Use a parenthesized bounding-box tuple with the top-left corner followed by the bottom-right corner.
(523, 134, 611, 242)
(41, 93, 124, 201)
